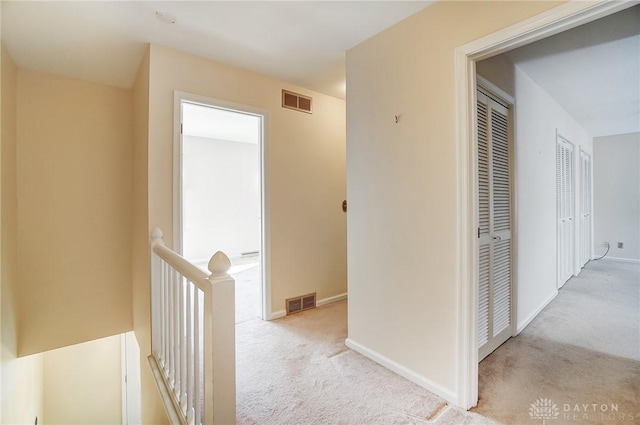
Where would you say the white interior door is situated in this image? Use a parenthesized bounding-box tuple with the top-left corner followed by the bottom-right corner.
(556, 136, 575, 288)
(477, 90, 513, 362)
(579, 150, 592, 268)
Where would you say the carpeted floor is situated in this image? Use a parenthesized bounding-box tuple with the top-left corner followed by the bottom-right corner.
(236, 301, 498, 425)
(473, 259, 640, 425)
(235, 259, 639, 425)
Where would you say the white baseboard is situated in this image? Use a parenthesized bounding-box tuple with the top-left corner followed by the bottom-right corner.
(266, 310, 286, 321)
(345, 338, 458, 406)
(516, 290, 558, 334)
(602, 257, 640, 264)
(317, 292, 348, 307)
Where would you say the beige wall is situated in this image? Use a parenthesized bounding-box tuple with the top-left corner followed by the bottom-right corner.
(147, 44, 347, 315)
(346, 0, 563, 403)
(16, 70, 134, 355)
(132, 49, 169, 425)
(594, 132, 640, 261)
(1, 44, 44, 425)
(43, 335, 123, 425)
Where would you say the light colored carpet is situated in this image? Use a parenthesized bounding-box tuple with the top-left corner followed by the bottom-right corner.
(229, 255, 261, 324)
(473, 260, 640, 425)
(236, 301, 499, 425)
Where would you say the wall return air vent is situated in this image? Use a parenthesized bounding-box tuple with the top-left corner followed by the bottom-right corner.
(282, 89, 313, 114)
(286, 293, 316, 315)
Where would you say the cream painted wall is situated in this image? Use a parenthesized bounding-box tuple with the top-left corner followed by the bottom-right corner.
(42, 335, 122, 425)
(16, 70, 134, 355)
(1, 44, 44, 425)
(594, 132, 640, 261)
(147, 44, 347, 315)
(346, 0, 564, 403)
(132, 49, 169, 425)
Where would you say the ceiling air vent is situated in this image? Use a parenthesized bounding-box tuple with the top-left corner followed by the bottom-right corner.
(282, 89, 313, 114)
(286, 292, 317, 315)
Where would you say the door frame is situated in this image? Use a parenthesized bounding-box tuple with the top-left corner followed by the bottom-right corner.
(454, 0, 633, 410)
(173, 91, 271, 321)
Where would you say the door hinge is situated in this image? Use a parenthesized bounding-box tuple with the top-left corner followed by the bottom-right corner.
(478, 227, 480, 238)
(180, 123, 183, 134)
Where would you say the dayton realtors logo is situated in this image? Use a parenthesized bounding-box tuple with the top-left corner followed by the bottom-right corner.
(529, 398, 560, 424)
(529, 399, 640, 423)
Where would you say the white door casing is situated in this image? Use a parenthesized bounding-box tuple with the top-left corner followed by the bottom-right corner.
(173, 91, 272, 320)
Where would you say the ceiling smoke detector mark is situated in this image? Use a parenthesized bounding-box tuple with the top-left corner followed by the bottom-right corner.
(282, 89, 312, 114)
(155, 11, 176, 24)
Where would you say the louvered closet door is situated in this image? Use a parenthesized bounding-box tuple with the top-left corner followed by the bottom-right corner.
(477, 90, 513, 362)
(579, 151, 592, 268)
(556, 137, 575, 287)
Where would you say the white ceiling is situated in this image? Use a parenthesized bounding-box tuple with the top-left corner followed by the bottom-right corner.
(506, 5, 640, 138)
(1, 1, 432, 99)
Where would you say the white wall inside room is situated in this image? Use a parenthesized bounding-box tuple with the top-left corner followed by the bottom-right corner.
(477, 56, 593, 332)
(593, 132, 640, 261)
(182, 103, 261, 261)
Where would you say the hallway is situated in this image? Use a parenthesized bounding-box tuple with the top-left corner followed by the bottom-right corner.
(473, 260, 640, 424)
(235, 301, 497, 425)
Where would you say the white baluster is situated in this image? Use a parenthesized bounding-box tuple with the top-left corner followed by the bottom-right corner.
(186, 281, 194, 425)
(180, 277, 187, 410)
(168, 265, 175, 384)
(194, 288, 201, 425)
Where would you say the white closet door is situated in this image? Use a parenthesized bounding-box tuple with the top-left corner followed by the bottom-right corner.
(477, 90, 513, 362)
(579, 150, 592, 267)
(556, 136, 575, 287)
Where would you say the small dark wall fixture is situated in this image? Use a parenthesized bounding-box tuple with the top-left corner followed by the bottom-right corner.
(342, 200, 347, 213)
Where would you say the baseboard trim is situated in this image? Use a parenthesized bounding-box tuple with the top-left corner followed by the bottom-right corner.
(516, 290, 558, 334)
(602, 257, 640, 264)
(266, 310, 286, 321)
(317, 292, 348, 307)
(345, 338, 458, 406)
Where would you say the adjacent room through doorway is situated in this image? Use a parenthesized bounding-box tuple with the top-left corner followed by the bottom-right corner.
(179, 99, 264, 324)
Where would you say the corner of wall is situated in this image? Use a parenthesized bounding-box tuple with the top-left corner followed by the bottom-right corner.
(1, 40, 45, 425)
(132, 46, 168, 424)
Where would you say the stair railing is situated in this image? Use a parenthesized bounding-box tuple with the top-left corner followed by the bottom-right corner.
(149, 227, 235, 425)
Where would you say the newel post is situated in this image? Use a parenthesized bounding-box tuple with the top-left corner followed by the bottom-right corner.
(207, 251, 236, 425)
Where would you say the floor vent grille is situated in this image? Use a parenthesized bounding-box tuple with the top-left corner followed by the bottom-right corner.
(286, 293, 316, 315)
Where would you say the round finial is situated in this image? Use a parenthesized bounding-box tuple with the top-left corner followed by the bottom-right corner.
(150, 227, 164, 244)
(208, 251, 231, 276)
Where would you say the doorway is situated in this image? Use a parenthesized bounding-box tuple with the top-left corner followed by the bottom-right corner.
(455, 0, 634, 409)
(175, 94, 267, 323)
